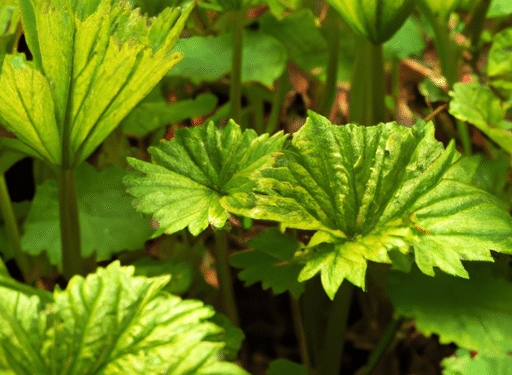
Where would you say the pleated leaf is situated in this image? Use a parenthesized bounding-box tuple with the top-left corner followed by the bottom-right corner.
(0, 0, 193, 168)
(0, 261, 248, 375)
(124, 121, 286, 236)
(225, 111, 512, 298)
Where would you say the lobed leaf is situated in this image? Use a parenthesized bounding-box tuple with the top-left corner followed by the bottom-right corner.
(0, 261, 248, 374)
(389, 263, 512, 357)
(0, 0, 193, 168)
(225, 111, 512, 298)
(124, 121, 286, 236)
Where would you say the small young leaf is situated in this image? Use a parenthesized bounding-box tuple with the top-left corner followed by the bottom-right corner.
(225, 111, 512, 298)
(389, 263, 512, 357)
(124, 121, 286, 236)
(229, 227, 305, 299)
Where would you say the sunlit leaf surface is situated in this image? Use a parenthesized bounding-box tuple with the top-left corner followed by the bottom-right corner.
(226, 111, 512, 298)
(124, 121, 286, 236)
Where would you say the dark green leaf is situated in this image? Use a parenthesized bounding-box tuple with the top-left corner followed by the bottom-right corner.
(488, 27, 512, 100)
(389, 263, 512, 357)
(230, 227, 305, 298)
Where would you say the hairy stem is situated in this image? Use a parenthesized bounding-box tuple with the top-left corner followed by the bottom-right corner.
(213, 229, 239, 326)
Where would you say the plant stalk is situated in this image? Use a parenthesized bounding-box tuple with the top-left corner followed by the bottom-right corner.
(318, 281, 354, 375)
(420, 4, 472, 155)
(230, 10, 244, 124)
(266, 69, 288, 134)
(349, 37, 386, 125)
(318, 8, 341, 117)
(0, 174, 31, 280)
(213, 229, 239, 326)
(466, 0, 492, 68)
(361, 313, 405, 374)
(58, 169, 94, 279)
(290, 295, 311, 370)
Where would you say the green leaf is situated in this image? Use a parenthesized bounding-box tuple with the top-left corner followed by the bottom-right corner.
(267, 359, 308, 375)
(444, 153, 511, 207)
(324, 0, 416, 44)
(383, 16, 425, 60)
(21, 163, 152, 267)
(168, 30, 287, 87)
(0, 261, 248, 374)
(488, 0, 512, 17)
(389, 263, 512, 357)
(420, 0, 463, 17)
(229, 227, 305, 299)
(0, 0, 193, 168)
(225, 111, 512, 298)
(122, 91, 218, 137)
(124, 121, 286, 236)
(133, 257, 193, 295)
(442, 349, 512, 375)
(449, 82, 512, 155)
(488, 28, 512, 100)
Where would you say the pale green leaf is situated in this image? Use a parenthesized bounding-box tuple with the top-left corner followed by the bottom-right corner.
(488, 28, 512, 100)
(443, 349, 512, 375)
(0, 261, 248, 374)
(488, 0, 512, 17)
(21, 163, 152, 267)
(121, 91, 218, 137)
(168, 30, 287, 87)
(124, 121, 286, 236)
(229, 227, 305, 299)
(324, 0, 416, 43)
(389, 263, 512, 357)
(1, 0, 193, 168)
(225, 111, 512, 298)
(449, 82, 512, 155)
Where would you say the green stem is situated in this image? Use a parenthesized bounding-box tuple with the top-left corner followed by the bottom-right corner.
(390, 57, 400, 119)
(247, 85, 266, 134)
(420, 4, 472, 155)
(349, 38, 386, 125)
(59, 169, 94, 279)
(466, 0, 492, 67)
(0, 174, 31, 280)
(361, 313, 405, 375)
(318, 9, 341, 117)
(300, 276, 329, 370)
(266, 69, 288, 134)
(290, 295, 311, 370)
(318, 281, 354, 375)
(230, 10, 244, 124)
(213, 229, 239, 326)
